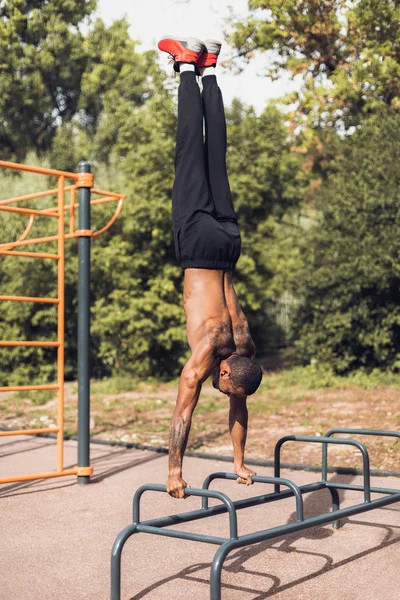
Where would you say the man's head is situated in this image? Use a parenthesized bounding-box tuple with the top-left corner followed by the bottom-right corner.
(212, 354, 263, 397)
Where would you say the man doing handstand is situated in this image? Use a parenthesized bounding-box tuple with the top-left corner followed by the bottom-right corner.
(158, 36, 263, 499)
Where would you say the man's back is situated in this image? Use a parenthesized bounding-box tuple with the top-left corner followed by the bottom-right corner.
(184, 269, 255, 362)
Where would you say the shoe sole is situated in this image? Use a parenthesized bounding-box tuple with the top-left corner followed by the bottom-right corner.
(158, 36, 205, 64)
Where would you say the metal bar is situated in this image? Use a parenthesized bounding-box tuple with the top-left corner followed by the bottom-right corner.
(0, 341, 59, 347)
(132, 484, 238, 539)
(223, 492, 400, 550)
(0, 185, 75, 206)
(70, 187, 75, 234)
(0, 250, 59, 259)
(0, 468, 79, 484)
(56, 176, 65, 474)
(0, 233, 59, 250)
(322, 429, 400, 480)
(201, 472, 304, 521)
(326, 482, 399, 495)
(91, 188, 122, 199)
(0, 204, 60, 218)
(136, 524, 226, 545)
(77, 161, 91, 485)
(140, 482, 325, 531)
(0, 159, 79, 180)
(0, 427, 59, 436)
(0, 384, 59, 392)
(0, 295, 58, 304)
(0, 232, 79, 250)
(274, 435, 371, 502)
(325, 428, 400, 439)
(111, 524, 139, 600)
(91, 198, 124, 238)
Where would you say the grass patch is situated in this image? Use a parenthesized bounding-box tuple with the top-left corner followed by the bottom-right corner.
(9, 389, 55, 406)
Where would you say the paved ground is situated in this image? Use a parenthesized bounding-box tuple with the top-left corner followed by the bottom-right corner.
(0, 435, 399, 600)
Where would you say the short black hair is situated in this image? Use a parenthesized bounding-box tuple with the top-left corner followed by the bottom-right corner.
(227, 355, 263, 396)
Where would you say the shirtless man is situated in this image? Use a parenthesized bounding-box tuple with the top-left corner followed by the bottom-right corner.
(158, 36, 263, 499)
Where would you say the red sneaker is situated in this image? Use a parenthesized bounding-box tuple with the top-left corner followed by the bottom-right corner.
(197, 39, 222, 68)
(158, 36, 205, 71)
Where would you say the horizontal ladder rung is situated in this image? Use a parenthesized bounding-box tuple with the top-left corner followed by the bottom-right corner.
(0, 468, 79, 484)
(0, 341, 59, 348)
(0, 384, 59, 392)
(0, 250, 59, 260)
(0, 205, 59, 218)
(0, 295, 59, 304)
(0, 427, 59, 436)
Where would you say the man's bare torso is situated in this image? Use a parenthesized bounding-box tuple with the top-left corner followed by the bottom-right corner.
(183, 269, 255, 368)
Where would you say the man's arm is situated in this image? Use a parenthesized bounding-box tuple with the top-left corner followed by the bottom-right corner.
(167, 342, 215, 499)
(223, 272, 256, 358)
(229, 394, 256, 484)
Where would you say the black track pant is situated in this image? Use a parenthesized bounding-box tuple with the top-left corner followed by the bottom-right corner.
(172, 71, 241, 270)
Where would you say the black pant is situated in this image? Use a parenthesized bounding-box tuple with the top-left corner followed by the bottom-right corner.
(172, 71, 241, 270)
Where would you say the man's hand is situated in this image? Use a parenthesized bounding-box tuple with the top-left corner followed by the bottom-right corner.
(166, 473, 191, 499)
(235, 464, 257, 485)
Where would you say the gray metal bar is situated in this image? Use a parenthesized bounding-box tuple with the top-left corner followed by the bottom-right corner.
(322, 428, 400, 483)
(207, 492, 400, 599)
(274, 435, 371, 502)
(77, 160, 91, 485)
(111, 523, 138, 600)
(137, 524, 226, 545)
(139, 482, 325, 530)
(220, 492, 400, 550)
(201, 472, 304, 521)
(132, 483, 238, 539)
(327, 482, 399, 495)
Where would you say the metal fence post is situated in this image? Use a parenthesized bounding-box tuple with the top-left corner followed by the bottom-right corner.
(77, 161, 93, 484)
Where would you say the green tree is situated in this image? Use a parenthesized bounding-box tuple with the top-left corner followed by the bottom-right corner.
(228, 0, 400, 137)
(0, 0, 96, 159)
(293, 111, 400, 373)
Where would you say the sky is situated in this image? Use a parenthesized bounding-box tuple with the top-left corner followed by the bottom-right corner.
(95, 0, 301, 114)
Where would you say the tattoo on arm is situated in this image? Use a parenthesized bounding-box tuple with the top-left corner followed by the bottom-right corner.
(168, 415, 191, 474)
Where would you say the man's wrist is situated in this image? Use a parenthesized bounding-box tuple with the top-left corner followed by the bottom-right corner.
(168, 467, 182, 477)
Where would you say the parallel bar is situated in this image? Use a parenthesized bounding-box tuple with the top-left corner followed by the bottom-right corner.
(0, 295, 58, 304)
(327, 482, 399, 496)
(133, 484, 238, 540)
(137, 524, 226, 546)
(0, 427, 59, 436)
(325, 428, 400, 439)
(322, 429, 400, 481)
(140, 482, 325, 531)
(0, 468, 79, 484)
(0, 341, 59, 347)
(201, 472, 304, 521)
(226, 492, 400, 549)
(0, 205, 60, 217)
(274, 435, 371, 502)
(0, 384, 59, 392)
(0, 250, 59, 259)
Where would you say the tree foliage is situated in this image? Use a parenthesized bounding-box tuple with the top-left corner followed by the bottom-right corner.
(0, 0, 96, 159)
(293, 111, 400, 373)
(228, 0, 400, 135)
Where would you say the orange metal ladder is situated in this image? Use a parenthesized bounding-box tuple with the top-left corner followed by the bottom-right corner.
(0, 160, 124, 484)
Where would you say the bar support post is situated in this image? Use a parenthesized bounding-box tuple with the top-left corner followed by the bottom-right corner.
(77, 161, 92, 484)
